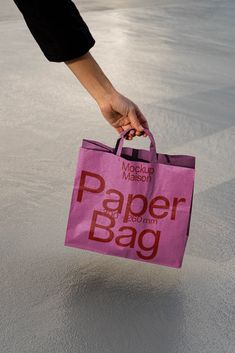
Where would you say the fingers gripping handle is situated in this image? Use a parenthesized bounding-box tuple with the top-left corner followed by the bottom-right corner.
(115, 128, 158, 163)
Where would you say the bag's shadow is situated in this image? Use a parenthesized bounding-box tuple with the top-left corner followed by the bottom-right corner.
(59, 254, 185, 353)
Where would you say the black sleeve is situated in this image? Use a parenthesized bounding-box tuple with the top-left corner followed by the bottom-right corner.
(13, 0, 96, 62)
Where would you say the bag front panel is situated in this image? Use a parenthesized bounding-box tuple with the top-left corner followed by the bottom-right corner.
(65, 147, 195, 268)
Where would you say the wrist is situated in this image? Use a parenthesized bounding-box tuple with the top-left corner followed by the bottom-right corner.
(94, 83, 118, 106)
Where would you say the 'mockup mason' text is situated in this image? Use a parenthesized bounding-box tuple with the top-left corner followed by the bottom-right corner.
(122, 161, 154, 182)
(76, 170, 186, 260)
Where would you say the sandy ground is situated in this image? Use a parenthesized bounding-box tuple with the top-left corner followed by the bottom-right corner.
(0, 1, 234, 352)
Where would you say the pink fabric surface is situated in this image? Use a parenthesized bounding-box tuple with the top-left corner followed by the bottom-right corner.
(65, 128, 196, 268)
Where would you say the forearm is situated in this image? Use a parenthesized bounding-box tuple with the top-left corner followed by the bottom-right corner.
(65, 52, 117, 105)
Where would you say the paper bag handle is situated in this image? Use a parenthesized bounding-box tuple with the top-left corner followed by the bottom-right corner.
(115, 127, 157, 163)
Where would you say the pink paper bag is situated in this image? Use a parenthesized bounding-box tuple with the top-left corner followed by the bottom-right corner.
(65, 127, 196, 268)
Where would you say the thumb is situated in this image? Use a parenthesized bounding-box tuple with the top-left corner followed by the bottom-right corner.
(129, 108, 145, 134)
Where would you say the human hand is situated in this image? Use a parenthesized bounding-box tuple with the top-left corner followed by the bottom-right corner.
(98, 91, 149, 140)
(65, 53, 149, 139)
